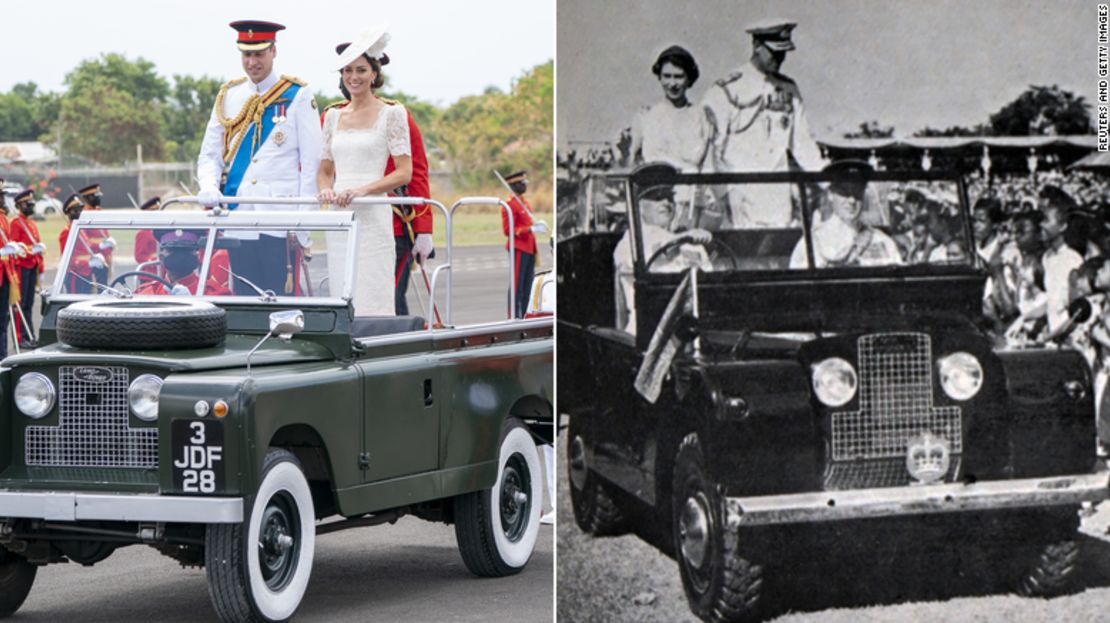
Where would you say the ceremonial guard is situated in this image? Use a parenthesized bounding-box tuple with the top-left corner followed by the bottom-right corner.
(500, 171, 546, 318)
(59, 194, 96, 294)
(0, 195, 19, 357)
(11, 190, 44, 346)
(196, 20, 322, 295)
(700, 19, 824, 227)
(386, 109, 432, 315)
(133, 196, 162, 265)
(76, 183, 114, 285)
(134, 230, 231, 296)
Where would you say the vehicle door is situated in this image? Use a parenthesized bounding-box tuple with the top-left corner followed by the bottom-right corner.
(357, 352, 441, 482)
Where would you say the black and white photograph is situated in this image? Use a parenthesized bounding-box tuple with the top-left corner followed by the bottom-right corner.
(556, 1, 1110, 621)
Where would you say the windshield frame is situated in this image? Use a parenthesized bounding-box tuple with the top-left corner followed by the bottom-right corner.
(624, 168, 975, 279)
(50, 210, 357, 306)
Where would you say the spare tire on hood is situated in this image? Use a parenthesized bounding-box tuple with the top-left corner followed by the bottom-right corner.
(56, 298, 227, 350)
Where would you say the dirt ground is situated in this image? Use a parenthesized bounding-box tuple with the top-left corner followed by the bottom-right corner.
(556, 431, 1110, 623)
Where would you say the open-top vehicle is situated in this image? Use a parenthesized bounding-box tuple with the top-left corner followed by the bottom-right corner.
(0, 196, 553, 622)
(558, 164, 1108, 622)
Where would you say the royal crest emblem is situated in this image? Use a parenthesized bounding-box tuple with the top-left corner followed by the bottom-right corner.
(272, 129, 286, 146)
(905, 431, 950, 485)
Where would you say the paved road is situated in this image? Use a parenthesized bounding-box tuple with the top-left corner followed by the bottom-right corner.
(19, 515, 553, 622)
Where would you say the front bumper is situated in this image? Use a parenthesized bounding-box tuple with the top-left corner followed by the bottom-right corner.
(727, 472, 1110, 527)
(0, 491, 243, 523)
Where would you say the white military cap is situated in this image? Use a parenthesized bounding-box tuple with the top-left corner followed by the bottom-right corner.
(746, 18, 797, 51)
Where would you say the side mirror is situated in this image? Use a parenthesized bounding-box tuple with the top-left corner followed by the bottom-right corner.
(269, 309, 305, 339)
(248, 309, 305, 374)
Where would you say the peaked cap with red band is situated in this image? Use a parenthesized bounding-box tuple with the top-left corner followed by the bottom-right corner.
(229, 20, 285, 51)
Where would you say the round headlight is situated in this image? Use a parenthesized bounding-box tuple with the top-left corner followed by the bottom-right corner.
(129, 374, 164, 422)
(15, 373, 55, 419)
(938, 352, 983, 401)
(812, 358, 858, 407)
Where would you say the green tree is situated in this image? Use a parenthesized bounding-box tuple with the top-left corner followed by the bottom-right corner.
(0, 82, 58, 142)
(58, 85, 164, 163)
(163, 74, 223, 161)
(0, 93, 35, 141)
(435, 61, 553, 191)
(64, 53, 169, 103)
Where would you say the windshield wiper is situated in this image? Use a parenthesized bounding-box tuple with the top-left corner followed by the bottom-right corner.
(227, 270, 277, 302)
(70, 274, 130, 298)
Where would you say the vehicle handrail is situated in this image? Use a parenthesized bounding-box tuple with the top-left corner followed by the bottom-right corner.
(449, 198, 515, 323)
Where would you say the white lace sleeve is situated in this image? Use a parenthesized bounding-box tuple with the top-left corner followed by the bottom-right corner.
(319, 108, 337, 161)
(386, 105, 412, 157)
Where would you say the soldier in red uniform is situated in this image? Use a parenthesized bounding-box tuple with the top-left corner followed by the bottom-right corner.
(135, 230, 231, 296)
(133, 196, 161, 266)
(322, 70, 434, 315)
(59, 194, 98, 294)
(500, 170, 547, 318)
(0, 196, 19, 357)
(10, 190, 44, 346)
(77, 184, 115, 285)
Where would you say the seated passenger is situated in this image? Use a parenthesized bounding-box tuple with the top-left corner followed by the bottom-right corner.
(790, 170, 902, 268)
(614, 181, 712, 334)
(135, 230, 231, 296)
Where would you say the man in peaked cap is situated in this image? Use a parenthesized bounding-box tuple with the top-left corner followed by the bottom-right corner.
(618, 45, 707, 172)
(501, 170, 547, 318)
(77, 183, 114, 285)
(196, 19, 322, 295)
(701, 18, 825, 228)
(58, 193, 101, 294)
(789, 162, 901, 268)
(10, 190, 44, 346)
(134, 229, 231, 296)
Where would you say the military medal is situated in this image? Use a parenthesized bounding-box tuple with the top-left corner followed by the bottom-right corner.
(272, 103, 287, 145)
(273, 129, 286, 146)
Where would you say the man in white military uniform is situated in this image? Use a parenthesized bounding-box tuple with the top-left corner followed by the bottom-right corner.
(196, 20, 322, 295)
(701, 19, 824, 228)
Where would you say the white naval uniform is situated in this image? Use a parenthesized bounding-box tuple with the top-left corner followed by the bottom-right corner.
(701, 61, 824, 227)
(196, 71, 323, 216)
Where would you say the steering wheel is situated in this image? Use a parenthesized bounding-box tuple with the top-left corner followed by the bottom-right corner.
(645, 235, 738, 272)
(110, 270, 176, 292)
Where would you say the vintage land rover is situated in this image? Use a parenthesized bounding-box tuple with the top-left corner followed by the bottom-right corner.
(558, 165, 1109, 622)
(0, 197, 553, 622)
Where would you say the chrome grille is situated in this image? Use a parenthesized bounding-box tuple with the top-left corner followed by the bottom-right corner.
(25, 366, 158, 468)
(830, 333, 962, 461)
(823, 458, 962, 490)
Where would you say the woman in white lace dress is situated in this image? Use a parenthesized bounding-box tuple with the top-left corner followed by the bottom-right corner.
(317, 27, 411, 316)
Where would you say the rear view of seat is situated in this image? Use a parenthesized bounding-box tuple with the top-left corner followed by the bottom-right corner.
(351, 315, 426, 338)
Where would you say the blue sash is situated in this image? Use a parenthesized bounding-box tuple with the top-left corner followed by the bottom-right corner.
(222, 83, 302, 210)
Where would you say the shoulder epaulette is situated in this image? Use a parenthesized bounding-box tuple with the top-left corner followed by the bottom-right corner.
(322, 101, 349, 113)
(379, 97, 399, 106)
(716, 71, 743, 87)
(281, 75, 307, 87)
(222, 77, 248, 90)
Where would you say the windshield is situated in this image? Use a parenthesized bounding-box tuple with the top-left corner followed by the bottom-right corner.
(54, 220, 351, 300)
(622, 176, 973, 273)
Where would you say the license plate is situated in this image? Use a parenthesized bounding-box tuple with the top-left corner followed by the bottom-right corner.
(171, 419, 225, 494)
